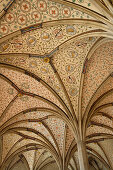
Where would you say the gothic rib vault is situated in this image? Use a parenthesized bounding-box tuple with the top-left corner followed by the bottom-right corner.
(0, 0, 113, 170)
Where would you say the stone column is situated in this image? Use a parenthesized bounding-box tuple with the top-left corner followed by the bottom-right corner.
(77, 140, 89, 170)
(0, 136, 3, 166)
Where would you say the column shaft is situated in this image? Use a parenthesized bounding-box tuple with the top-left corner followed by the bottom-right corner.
(77, 140, 89, 170)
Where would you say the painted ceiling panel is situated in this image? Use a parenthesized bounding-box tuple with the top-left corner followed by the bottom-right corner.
(0, 67, 64, 111)
(92, 115, 113, 129)
(65, 0, 103, 14)
(0, 0, 13, 13)
(35, 151, 52, 167)
(86, 76, 113, 112)
(0, 55, 73, 112)
(65, 126, 74, 153)
(23, 150, 35, 170)
(2, 133, 22, 162)
(99, 139, 113, 168)
(17, 130, 49, 142)
(0, 0, 113, 169)
(0, 0, 94, 39)
(100, 106, 113, 117)
(34, 149, 45, 167)
(82, 41, 113, 115)
(87, 143, 108, 164)
(0, 24, 97, 55)
(8, 138, 38, 157)
(73, 152, 79, 169)
(44, 117, 65, 155)
(52, 36, 98, 116)
(0, 95, 55, 126)
(0, 111, 51, 131)
(0, 77, 17, 117)
(6, 121, 56, 147)
(95, 93, 113, 108)
(86, 126, 113, 136)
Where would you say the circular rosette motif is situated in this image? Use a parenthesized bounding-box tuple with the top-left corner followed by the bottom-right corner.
(69, 88, 78, 96)
(27, 36, 37, 46)
(66, 25, 76, 35)
(53, 29, 63, 39)
(20, 1, 31, 13)
(62, 7, 71, 18)
(31, 11, 42, 22)
(37, 0, 47, 12)
(0, 25, 9, 35)
(49, 6, 59, 18)
(18, 14, 27, 25)
(5, 13, 15, 23)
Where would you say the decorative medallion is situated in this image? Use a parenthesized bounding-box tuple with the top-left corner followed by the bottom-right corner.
(27, 36, 37, 46)
(62, 7, 71, 18)
(53, 29, 63, 39)
(54, 85, 61, 92)
(65, 64, 75, 73)
(87, 37, 95, 42)
(75, 41, 87, 47)
(31, 11, 42, 22)
(41, 32, 50, 41)
(66, 75, 76, 84)
(20, 1, 31, 13)
(0, 25, 9, 34)
(5, 13, 15, 23)
(11, 38, 23, 49)
(18, 14, 27, 25)
(66, 25, 76, 35)
(68, 50, 78, 58)
(49, 6, 59, 18)
(37, 0, 47, 12)
(69, 88, 78, 96)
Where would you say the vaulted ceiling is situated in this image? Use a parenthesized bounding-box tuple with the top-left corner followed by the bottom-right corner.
(0, 0, 113, 170)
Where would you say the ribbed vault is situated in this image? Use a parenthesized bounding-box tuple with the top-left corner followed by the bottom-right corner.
(0, 0, 113, 170)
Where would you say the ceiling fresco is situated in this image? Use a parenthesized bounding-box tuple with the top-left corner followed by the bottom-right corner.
(0, 0, 113, 170)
